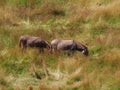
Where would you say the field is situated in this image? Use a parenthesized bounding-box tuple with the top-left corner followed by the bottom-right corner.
(0, 0, 120, 90)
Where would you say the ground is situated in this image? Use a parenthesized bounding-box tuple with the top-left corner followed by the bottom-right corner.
(0, 0, 120, 90)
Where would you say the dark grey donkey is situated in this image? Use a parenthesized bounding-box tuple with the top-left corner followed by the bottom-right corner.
(51, 39, 88, 56)
(19, 35, 51, 52)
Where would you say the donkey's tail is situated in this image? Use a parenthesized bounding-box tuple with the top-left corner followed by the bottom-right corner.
(19, 39, 22, 47)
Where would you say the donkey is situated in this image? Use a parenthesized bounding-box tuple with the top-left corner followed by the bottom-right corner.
(19, 35, 51, 52)
(51, 39, 88, 56)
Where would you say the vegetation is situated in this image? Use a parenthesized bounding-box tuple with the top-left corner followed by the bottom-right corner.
(0, 0, 120, 90)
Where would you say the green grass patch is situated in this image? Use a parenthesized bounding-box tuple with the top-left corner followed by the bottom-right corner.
(0, 0, 120, 89)
(107, 17, 120, 24)
(1, 55, 31, 74)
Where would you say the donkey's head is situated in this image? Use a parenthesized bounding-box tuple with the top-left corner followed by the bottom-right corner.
(82, 47, 89, 56)
(76, 42, 89, 56)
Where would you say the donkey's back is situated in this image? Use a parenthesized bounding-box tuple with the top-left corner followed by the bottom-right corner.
(57, 40, 74, 50)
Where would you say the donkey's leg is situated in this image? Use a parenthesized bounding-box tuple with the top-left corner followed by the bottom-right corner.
(41, 48, 44, 52)
(39, 48, 42, 53)
(21, 40, 27, 53)
(51, 46, 57, 54)
(22, 45, 27, 53)
(48, 46, 53, 54)
(39, 48, 44, 53)
(52, 48, 54, 53)
(20, 42, 25, 53)
(68, 50, 75, 56)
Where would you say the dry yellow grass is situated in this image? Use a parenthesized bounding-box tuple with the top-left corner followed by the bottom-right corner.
(91, 0, 120, 20)
(0, 0, 120, 89)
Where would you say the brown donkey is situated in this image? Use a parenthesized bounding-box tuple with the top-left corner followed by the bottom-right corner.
(19, 35, 51, 52)
(51, 39, 88, 56)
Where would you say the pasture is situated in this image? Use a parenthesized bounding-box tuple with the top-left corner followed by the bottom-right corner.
(0, 0, 120, 90)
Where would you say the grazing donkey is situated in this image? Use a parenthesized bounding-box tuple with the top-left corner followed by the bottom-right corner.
(19, 35, 51, 52)
(51, 39, 88, 56)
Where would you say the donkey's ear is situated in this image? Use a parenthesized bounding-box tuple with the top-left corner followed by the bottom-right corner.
(85, 43, 88, 46)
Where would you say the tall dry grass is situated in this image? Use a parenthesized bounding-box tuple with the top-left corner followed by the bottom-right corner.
(91, 0, 120, 21)
(0, 0, 120, 89)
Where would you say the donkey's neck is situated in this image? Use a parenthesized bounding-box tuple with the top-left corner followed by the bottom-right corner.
(76, 43, 86, 51)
